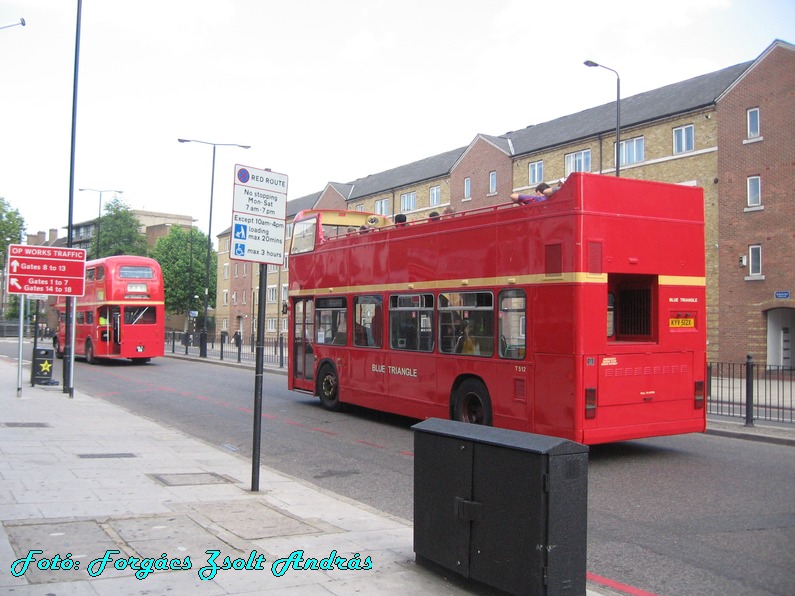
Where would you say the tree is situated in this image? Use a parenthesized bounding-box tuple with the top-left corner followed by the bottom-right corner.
(0, 197, 27, 320)
(92, 197, 148, 258)
(151, 225, 216, 322)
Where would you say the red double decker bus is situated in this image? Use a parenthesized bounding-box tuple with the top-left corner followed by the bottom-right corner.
(288, 173, 707, 444)
(53, 255, 165, 364)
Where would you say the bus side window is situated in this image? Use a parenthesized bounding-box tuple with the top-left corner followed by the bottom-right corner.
(389, 294, 434, 352)
(354, 295, 382, 348)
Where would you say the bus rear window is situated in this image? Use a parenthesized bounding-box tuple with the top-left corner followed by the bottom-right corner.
(120, 266, 154, 279)
(608, 274, 657, 341)
(125, 307, 157, 325)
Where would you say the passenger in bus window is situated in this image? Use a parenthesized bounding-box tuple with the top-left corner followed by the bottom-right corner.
(428, 211, 440, 221)
(394, 213, 408, 226)
(456, 320, 478, 355)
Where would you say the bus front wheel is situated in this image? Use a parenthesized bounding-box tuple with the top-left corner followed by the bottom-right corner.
(452, 379, 493, 425)
(317, 364, 343, 412)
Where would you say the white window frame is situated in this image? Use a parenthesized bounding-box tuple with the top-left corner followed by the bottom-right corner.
(267, 285, 277, 303)
(463, 177, 471, 201)
(529, 161, 544, 186)
(488, 171, 497, 194)
(747, 107, 760, 139)
(747, 176, 761, 208)
(374, 198, 390, 216)
(565, 149, 591, 175)
(430, 185, 441, 207)
(355, 204, 364, 212)
(673, 124, 694, 154)
(232, 291, 237, 306)
(748, 244, 762, 277)
(267, 318, 277, 332)
(222, 290, 229, 306)
(223, 263, 229, 279)
(400, 191, 416, 212)
(618, 136, 644, 167)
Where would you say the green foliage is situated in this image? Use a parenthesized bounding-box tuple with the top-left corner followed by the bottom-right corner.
(151, 225, 216, 315)
(0, 197, 26, 320)
(93, 197, 148, 258)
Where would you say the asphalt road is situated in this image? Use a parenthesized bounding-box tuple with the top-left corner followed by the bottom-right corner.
(9, 344, 795, 596)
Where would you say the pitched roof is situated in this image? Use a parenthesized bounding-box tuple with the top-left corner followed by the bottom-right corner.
(506, 60, 753, 155)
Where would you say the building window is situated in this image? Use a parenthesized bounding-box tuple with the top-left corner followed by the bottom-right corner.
(267, 286, 277, 303)
(282, 284, 288, 302)
(242, 291, 247, 305)
(222, 290, 229, 306)
(374, 198, 390, 216)
(268, 264, 278, 273)
(464, 177, 471, 200)
(243, 263, 248, 276)
(223, 263, 229, 279)
(283, 254, 289, 271)
(232, 291, 237, 306)
(749, 245, 762, 277)
(747, 176, 761, 207)
(234, 263, 239, 277)
(747, 107, 760, 138)
(267, 318, 277, 332)
(618, 136, 644, 166)
(565, 149, 591, 175)
(488, 171, 497, 194)
(222, 318, 228, 331)
(400, 191, 416, 212)
(355, 204, 364, 211)
(430, 185, 441, 207)
(673, 124, 694, 154)
(529, 161, 544, 185)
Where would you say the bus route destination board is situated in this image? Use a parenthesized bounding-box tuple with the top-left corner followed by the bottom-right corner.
(5, 244, 86, 297)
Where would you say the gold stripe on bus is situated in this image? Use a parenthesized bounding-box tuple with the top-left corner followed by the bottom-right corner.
(289, 273, 705, 297)
(288, 272, 616, 297)
(659, 275, 706, 287)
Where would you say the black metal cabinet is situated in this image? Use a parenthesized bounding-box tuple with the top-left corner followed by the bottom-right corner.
(413, 418, 589, 595)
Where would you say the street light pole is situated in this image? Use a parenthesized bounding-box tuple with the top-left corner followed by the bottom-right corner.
(178, 138, 250, 357)
(78, 188, 123, 259)
(584, 60, 620, 177)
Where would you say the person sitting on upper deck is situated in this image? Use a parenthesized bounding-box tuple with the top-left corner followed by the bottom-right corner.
(511, 181, 560, 205)
(394, 213, 408, 227)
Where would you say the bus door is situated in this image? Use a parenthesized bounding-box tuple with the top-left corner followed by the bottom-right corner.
(111, 309, 122, 356)
(292, 297, 315, 391)
(494, 289, 533, 430)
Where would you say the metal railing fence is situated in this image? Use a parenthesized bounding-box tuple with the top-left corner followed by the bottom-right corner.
(708, 357, 794, 425)
(166, 330, 286, 368)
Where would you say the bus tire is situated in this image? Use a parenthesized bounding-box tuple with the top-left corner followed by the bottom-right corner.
(317, 364, 343, 412)
(53, 338, 63, 360)
(85, 339, 96, 365)
(452, 378, 493, 425)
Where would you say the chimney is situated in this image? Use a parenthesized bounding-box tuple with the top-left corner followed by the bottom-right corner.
(49, 229, 59, 244)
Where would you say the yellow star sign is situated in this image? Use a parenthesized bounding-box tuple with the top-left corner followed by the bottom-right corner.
(39, 360, 52, 374)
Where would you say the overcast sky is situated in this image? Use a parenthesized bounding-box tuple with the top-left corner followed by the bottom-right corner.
(1, 0, 793, 243)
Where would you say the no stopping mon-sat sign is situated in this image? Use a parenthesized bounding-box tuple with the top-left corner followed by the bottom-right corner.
(5, 245, 86, 297)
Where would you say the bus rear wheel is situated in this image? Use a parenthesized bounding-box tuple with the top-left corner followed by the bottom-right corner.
(85, 339, 96, 365)
(317, 364, 343, 411)
(452, 379, 493, 425)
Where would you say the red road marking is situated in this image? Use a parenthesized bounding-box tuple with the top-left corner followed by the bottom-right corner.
(356, 440, 386, 449)
(312, 428, 339, 436)
(586, 572, 659, 596)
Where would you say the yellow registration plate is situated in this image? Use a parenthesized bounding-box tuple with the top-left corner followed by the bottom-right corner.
(669, 318, 695, 328)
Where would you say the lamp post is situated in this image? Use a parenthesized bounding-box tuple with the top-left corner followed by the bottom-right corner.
(78, 188, 123, 258)
(0, 18, 25, 31)
(178, 138, 250, 357)
(584, 60, 620, 177)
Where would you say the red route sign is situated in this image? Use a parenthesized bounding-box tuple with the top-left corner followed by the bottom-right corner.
(5, 244, 86, 297)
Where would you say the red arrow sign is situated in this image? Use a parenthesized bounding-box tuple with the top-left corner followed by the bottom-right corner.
(5, 244, 86, 297)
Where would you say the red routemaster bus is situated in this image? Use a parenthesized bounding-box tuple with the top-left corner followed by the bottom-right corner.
(287, 173, 707, 444)
(53, 255, 165, 364)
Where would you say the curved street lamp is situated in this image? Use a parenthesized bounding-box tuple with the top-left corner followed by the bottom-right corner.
(178, 139, 251, 357)
(78, 188, 123, 259)
(584, 60, 621, 177)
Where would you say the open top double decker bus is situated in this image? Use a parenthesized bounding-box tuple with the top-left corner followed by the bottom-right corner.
(53, 255, 165, 364)
(288, 173, 707, 445)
